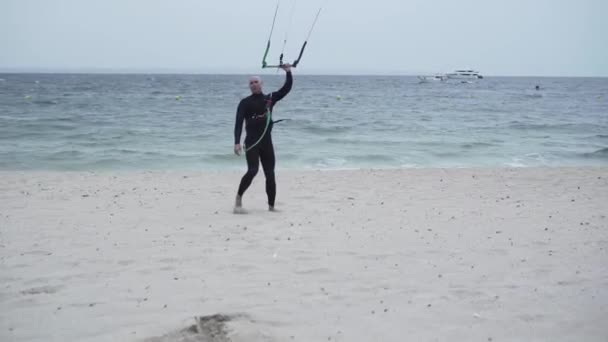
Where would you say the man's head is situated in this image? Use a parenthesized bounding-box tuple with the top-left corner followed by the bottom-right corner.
(249, 76, 263, 94)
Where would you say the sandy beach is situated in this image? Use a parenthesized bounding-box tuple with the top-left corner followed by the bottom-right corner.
(1, 167, 607, 342)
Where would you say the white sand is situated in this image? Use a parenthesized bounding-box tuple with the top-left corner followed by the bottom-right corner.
(1, 168, 607, 342)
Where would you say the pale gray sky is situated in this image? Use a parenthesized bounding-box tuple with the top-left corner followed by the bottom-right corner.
(1, 0, 606, 76)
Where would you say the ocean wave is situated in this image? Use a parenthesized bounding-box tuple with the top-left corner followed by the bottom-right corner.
(99, 148, 143, 156)
(505, 158, 528, 167)
(304, 156, 346, 167)
(417, 140, 451, 147)
(461, 142, 496, 149)
(32, 99, 58, 106)
(64, 132, 95, 140)
(135, 150, 206, 159)
(203, 153, 239, 162)
(301, 154, 399, 168)
(513, 92, 543, 99)
(295, 121, 353, 134)
(47, 150, 85, 160)
(346, 154, 397, 163)
(432, 151, 459, 158)
(582, 147, 608, 159)
(0, 131, 49, 139)
(505, 121, 598, 131)
(507, 121, 550, 130)
(85, 158, 126, 168)
(0, 115, 55, 122)
(324, 137, 399, 145)
(2, 115, 78, 124)
(207, 152, 298, 162)
(18, 122, 77, 131)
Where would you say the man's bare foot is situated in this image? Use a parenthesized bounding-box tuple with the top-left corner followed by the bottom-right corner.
(269, 206, 280, 212)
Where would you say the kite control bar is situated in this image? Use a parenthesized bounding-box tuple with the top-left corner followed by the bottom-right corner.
(263, 41, 307, 68)
(261, 2, 322, 69)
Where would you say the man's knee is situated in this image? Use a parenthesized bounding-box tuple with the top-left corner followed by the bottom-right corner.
(247, 166, 259, 177)
(264, 169, 275, 180)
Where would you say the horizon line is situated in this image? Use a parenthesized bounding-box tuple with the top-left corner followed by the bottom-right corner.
(0, 68, 606, 78)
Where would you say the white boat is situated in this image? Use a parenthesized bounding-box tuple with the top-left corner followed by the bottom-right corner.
(446, 69, 483, 80)
(417, 74, 448, 83)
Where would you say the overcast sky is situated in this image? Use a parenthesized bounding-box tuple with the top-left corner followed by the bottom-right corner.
(1, 0, 606, 76)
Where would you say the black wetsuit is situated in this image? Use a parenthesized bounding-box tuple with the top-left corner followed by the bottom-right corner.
(234, 71, 293, 206)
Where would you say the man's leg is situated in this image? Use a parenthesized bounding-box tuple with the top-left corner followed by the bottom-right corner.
(235, 146, 260, 212)
(259, 140, 276, 210)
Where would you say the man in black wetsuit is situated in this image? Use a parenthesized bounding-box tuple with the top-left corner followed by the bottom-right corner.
(233, 63, 293, 213)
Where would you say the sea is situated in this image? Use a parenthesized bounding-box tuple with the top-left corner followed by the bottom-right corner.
(0, 73, 607, 171)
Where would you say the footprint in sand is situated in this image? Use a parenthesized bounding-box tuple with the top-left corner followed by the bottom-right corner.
(158, 257, 180, 264)
(295, 267, 332, 275)
(356, 253, 392, 260)
(143, 313, 255, 342)
(20, 250, 53, 256)
(518, 313, 546, 323)
(117, 259, 136, 266)
(448, 287, 484, 300)
(20, 285, 64, 295)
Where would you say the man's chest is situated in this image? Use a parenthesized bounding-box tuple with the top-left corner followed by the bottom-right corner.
(244, 97, 271, 120)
